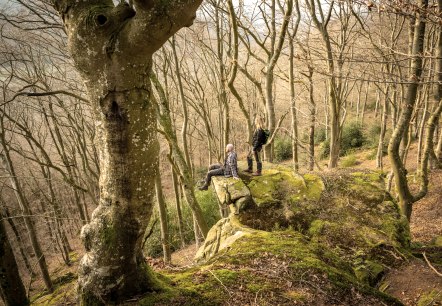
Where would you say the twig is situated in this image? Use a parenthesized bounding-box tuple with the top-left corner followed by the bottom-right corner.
(423, 252, 442, 277)
(142, 219, 158, 249)
(208, 269, 233, 297)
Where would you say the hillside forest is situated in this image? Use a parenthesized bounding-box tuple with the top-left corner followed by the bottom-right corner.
(0, 0, 441, 305)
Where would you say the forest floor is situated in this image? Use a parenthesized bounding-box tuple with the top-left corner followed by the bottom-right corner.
(166, 164, 442, 305)
(29, 146, 442, 306)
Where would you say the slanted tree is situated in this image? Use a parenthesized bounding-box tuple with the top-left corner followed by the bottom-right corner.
(48, 0, 202, 303)
(0, 218, 29, 306)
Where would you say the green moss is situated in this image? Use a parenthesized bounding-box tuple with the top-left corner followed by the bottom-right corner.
(432, 236, 442, 247)
(308, 219, 331, 236)
(283, 290, 308, 301)
(302, 174, 324, 201)
(417, 289, 442, 306)
(353, 260, 384, 286)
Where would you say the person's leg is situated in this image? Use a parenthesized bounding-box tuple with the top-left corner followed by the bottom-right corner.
(253, 149, 262, 176)
(208, 163, 222, 171)
(245, 151, 253, 173)
(199, 167, 224, 190)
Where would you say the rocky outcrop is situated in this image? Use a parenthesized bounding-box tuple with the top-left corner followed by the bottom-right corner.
(190, 166, 409, 305)
(195, 213, 253, 262)
(211, 176, 253, 217)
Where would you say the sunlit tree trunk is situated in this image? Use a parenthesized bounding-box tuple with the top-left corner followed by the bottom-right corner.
(154, 165, 171, 264)
(49, 0, 202, 303)
(388, 0, 428, 221)
(171, 167, 185, 248)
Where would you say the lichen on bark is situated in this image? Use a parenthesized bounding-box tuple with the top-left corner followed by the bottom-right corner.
(48, 0, 203, 303)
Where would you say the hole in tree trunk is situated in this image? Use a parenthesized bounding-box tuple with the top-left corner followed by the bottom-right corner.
(96, 15, 108, 26)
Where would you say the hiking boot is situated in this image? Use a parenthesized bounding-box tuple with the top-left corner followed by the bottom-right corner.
(244, 156, 253, 173)
(253, 162, 262, 176)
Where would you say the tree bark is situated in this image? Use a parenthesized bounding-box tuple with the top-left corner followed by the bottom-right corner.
(0, 219, 29, 306)
(151, 72, 209, 238)
(49, 0, 202, 303)
(388, 0, 428, 221)
(171, 166, 185, 248)
(0, 121, 53, 293)
(377, 86, 389, 170)
(154, 165, 171, 264)
(0, 206, 35, 277)
(264, 0, 293, 162)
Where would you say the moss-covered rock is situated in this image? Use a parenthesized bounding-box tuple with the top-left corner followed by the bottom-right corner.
(187, 166, 409, 305)
(195, 214, 254, 262)
(211, 176, 253, 217)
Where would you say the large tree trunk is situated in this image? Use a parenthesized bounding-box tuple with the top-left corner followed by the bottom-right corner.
(0, 219, 29, 306)
(49, 0, 202, 303)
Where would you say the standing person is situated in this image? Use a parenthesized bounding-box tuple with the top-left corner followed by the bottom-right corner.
(199, 144, 240, 191)
(245, 117, 266, 176)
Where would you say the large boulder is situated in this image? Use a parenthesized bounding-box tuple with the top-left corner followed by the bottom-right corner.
(211, 176, 253, 217)
(194, 213, 253, 262)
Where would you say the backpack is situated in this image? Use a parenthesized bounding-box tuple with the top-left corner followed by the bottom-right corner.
(262, 129, 270, 145)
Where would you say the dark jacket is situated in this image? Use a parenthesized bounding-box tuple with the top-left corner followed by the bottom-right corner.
(252, 128, 265, 151)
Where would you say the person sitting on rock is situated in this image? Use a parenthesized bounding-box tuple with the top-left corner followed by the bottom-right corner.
(244, 117, 266, 176)
(199, 144, 240, 191)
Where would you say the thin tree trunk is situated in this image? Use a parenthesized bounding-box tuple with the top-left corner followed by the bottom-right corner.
(264, 0, 294, 162)
(377, 86, 389, 170)
(171, 167, 185, 248)
(360, 83, 369, 125)
(0, 218, 29, 306)
(151, 73, 209, 237)
(289, 33, 299, 172)
(171, 37, 193, 174)
(0, 121, 53, 292)
(388, 0, 428, 220)
(307, 67, 316, 171)
(154, 165, 171, 264)
(1, 207, 35, 277)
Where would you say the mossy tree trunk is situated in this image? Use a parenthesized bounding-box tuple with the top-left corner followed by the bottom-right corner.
(171, 166, 185, 248)
(288, 5, 301, 172)
(226, 0, 253, 145)
(154, 164, 171, 264)
(306, 0, 342, 169)
(388, 0, 429, 221)
(0, 219, 29, 306)
(264, 0, 293, 162)
(150, 72, 209, 237)
(49, 0, 202, 303)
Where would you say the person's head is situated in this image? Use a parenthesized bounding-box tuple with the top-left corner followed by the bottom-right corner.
(255, 116, 264, 129)
(226, 143, 234, 152)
